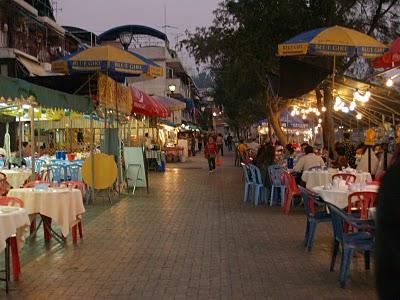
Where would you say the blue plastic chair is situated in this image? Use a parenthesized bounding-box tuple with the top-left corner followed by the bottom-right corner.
(267, 165, 286, 206)
(249, 165, 266, 206)
(326, 203, 374, 288)
(24, 157, 32, 168)
(298, 186, 331, 251)
(67, 164, 82, 181)
(242, 165, 254, 203)
(34, 159, 46, 173)
(47, 165, 64, 182)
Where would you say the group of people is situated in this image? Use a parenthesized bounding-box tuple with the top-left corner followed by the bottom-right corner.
(248, 132, 400, 189)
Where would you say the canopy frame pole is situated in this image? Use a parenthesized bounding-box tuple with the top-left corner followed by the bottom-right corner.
(18, 115, 22, 163)
(30, 106, 35, 181)
(89, 76, 95, 203)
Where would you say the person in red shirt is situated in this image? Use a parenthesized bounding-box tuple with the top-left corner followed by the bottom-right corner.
(204, 136, 218, 172)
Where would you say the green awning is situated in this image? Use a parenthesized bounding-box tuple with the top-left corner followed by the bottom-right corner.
(0, 75, 93, 113)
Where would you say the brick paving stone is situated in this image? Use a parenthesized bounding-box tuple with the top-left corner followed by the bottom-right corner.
(0, 152, 378, 299)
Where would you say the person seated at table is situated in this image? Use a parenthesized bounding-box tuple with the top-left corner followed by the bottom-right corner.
(254, 144, 276, 188)
(295, 142, 309, 160)
(375, 142, 400, 299)
(355, 144, 379, 176)
(21, 142, 31, 157)
(293, 145, 325, 173)
(332, 145, 348, 170)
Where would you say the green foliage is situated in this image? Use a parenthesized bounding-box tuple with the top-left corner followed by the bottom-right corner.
(183, 0, 400, 133)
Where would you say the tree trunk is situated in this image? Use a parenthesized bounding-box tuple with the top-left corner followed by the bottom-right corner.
(267, 102, 287, 146)
(323, 85, 335, 153)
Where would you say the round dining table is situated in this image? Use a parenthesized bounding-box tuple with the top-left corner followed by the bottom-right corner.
(302, 169, 372, 189)
(0, 206, 30, 251)
(312, 184, 379, 209)
(1, 169, 32, 188)
(8, 187, 85, 238)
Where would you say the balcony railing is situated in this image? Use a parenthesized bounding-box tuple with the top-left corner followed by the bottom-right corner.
(0, 31, 61, 62)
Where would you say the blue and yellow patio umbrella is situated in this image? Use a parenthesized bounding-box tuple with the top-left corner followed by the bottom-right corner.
(278, 25, 388, 58)
(51, 45, 163, 81)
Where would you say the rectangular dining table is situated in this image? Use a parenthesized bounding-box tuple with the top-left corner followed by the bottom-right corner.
(8, 188, 85, 242)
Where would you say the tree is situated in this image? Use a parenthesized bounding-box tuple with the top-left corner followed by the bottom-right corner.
(183, 0, 400, 145)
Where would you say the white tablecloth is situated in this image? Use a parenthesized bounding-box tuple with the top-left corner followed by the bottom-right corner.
(0, 206, 30, 251)
(313, 185, 379, 209)
(2, 169, 32, 188)
(302, 170, 372, 189)
(8, 188, 85, 237)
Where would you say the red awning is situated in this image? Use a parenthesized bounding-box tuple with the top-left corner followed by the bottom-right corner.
(130, 86, 169, 118)
(373, 37, 400, 69)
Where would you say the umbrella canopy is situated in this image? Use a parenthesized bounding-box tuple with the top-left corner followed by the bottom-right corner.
(372, 37, 400, 69)
(52, 45, 163, 82)
(278, 26, 387, 58)
(153, 96, 186, 111)
(130, 86, 169, 118)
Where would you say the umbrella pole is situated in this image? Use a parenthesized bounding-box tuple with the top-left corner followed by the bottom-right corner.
(327, 55, 336, 167)
(90, 112, 95, 203)
(18, 116, 22, 163)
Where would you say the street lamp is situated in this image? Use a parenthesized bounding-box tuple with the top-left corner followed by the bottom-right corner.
(168, 84, 176, 93)
(119, 32, 134, 50)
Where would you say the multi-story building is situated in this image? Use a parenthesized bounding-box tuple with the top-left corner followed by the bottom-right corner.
(0, 0, 81, 77)
(98, 25, 199, 125)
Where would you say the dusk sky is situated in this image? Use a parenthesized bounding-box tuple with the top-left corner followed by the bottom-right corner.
(57, 0, 220, 71)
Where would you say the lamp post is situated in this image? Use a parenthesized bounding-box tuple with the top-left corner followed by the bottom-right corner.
(168, 84, 176, 94)
(119, 32, 134, 50)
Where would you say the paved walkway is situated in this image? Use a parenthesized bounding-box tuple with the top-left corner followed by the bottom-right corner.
(4, 152, 376, 299)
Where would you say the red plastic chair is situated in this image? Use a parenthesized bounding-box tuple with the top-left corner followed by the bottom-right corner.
(0, 196, 25, 281)
(281, 172, 301, 214)
(332, 173, 356, 185)
(64, 181, 85, 242)
(347, 191, 377, 220)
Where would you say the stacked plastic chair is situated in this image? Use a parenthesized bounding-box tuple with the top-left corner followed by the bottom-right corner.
(267, 165, 286, 206)
(249, 165, 266, 206)
(298, 186, 331, 251)
(327, 203, 374, 288)
(281, 172, 300, 214)
(0, 196, 25, 284)
(47, 165, 65, 182)
(242, 165, 254, 203)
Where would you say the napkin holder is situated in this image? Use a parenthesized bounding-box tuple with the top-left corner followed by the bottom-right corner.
(34, 183, 49, 191)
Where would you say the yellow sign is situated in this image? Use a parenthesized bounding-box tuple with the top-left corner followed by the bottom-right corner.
(364, 128, 376, 146)
(97, 74, 132, 114)
(82, 153, 117, 189)
(396, 127, 400, 144)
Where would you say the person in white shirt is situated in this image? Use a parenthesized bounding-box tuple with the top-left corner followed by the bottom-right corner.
(144, 133, 152, 150)
(356, 146, 379, 175)
(293, 145, 325, 172)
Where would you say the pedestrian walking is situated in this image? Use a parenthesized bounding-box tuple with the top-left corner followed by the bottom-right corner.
(216, 133, 224, 156)
(190, 134, 196, 156)
(227, 134, 233, 151)
(198, 133, 203, 152)
(205, 136, 218, 172)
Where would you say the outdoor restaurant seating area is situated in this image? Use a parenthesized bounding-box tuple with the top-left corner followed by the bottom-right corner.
(239, 138, 392, 288)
